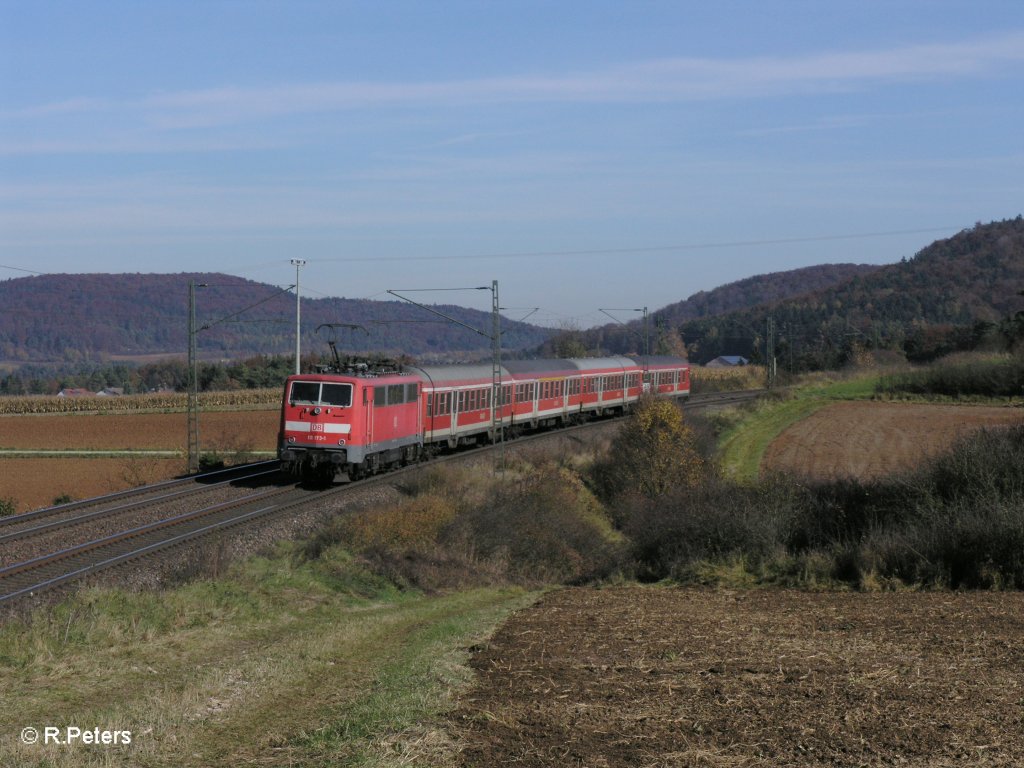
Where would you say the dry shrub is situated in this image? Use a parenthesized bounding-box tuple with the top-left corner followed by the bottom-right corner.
(443, 461, 622, 584)
(623, 475, 798, 582)
(690, 365, 765, 393)
(340, 495, 459, 552)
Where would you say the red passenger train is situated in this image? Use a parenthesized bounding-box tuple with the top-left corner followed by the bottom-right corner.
(278, 355, 690, 482)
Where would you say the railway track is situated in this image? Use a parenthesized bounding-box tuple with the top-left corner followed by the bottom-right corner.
(0, 388, 764, 606)
(0, 460, 280, 536)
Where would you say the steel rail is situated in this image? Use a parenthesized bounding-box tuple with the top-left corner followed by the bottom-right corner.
(0, 460, 281, 530)
(0, 467, 282, 546)
(0, 486, 301, 603)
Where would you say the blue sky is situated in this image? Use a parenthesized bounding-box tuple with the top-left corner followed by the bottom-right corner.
(2, 1, 1023, 328)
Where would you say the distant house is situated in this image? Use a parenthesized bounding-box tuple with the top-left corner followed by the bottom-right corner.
(57, 388, 94, 397)
(706, 355, 749, 368)
(96, 387, 125, 397)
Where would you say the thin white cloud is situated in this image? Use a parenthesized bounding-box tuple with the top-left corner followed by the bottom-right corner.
(7, 30, 1022, 133)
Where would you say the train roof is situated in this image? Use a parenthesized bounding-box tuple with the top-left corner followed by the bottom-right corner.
(405, 363, 496, 385)
(502, 358, 575, 374)
(407, 355, 657, 385)
(565, 356, 637, 372)
(628, 355, 689, 368)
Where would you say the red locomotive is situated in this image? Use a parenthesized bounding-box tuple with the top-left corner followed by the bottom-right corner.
(278, 354, 690, 482)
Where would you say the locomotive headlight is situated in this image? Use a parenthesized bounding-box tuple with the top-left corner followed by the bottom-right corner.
(313, 407, 321, 415)
(338, 439, 346, 445)
(287, 437, 295, 443)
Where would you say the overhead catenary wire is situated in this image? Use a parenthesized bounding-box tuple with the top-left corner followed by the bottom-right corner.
(0, 225, 959, 280)
(305, 226, 958, 264)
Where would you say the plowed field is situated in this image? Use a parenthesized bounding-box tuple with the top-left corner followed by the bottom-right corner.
(0, 410, 278, 450)
(763, 401, 1024, 480)
(451, 587, 1024, 767)
(0, 410, 278, 512)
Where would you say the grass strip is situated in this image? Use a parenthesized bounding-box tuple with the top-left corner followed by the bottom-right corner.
(0, 546, 536, 768)
(717, 376, 877, 482)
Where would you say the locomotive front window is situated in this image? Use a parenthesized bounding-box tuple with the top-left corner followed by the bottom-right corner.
(321, 383, 353, 407)
(290, 381, 353, 407)
(290, 381, 321, 405)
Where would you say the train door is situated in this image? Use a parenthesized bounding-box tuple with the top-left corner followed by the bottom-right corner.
(364, 385, 374, 450)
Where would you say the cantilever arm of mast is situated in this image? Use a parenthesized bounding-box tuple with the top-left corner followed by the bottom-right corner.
(386, 288, 493, 340)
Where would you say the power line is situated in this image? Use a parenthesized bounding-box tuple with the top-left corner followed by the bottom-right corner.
(2, 225, 957, 277)
(310, 226, 957, 264)
(0, 263, 47, 275)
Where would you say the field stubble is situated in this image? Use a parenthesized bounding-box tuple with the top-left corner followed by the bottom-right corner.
(0, 409, 279, 512)
(452, 586, 1024, 767)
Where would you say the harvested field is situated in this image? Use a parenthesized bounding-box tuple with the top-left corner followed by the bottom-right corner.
(0, 410, 278, 512)
(0, 409, 278, 451)
(451, 586, 1024, 767)
(0, 457, 184, 512)
(763, 401, 1024, 480)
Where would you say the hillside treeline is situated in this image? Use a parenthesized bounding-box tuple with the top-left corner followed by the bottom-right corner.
(686, 218, 1024, 367)
(557, 218, 1024, 368)
(0, 272, 550, 363)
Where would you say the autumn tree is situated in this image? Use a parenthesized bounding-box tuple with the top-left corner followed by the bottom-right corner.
(591, 396, 706, 504)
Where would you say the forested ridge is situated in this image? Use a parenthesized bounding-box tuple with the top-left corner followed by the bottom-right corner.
(688, 217, 1024, 367)
(556, 218, 1024, 366)
(0, 272, 550, 364)
(4, 218, 1023, 388)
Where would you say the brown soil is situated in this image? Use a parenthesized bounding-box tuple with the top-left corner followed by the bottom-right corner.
(0, 409, 278, 450)
(0, 457, 184, 512)
(0, 410, 278, 512)
(451, 586, 1024, 767)
(763, 401, 1024, 480)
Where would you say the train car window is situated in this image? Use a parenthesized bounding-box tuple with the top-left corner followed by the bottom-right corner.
(457, 391, 465, 412)
(320, 383, 353, 407)
(374, 386, 386, 407)
(289, 381, 320, 405)
(427, 393, 433, 417)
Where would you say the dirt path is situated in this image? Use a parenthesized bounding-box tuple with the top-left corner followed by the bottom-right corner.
(450, 586, 1024, 767)
(763, 401, 1024, 480)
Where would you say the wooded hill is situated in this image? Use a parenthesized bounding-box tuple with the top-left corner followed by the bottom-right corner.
(4, 217, 1022, 376)
(0, 273, 551, 365)
(558, 218, 1024, 367)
